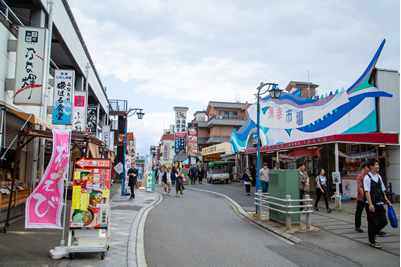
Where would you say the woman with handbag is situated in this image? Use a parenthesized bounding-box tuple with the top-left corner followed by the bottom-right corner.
(175, 167, 185, 197)
(314, 168, 332, 213)
(242, 167, 253, 196)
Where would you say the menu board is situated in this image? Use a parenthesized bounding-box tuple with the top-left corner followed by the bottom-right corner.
(69, 158, 111, 229)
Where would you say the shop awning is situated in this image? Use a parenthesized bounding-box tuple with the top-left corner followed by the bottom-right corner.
(202, 142, 231, 162)
(245, 133, 399, 154)
(8, 109, 56, 129)
(280, 147, 323, 160)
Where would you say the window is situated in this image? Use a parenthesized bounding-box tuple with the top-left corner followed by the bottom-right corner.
(219, 111, 238, 119)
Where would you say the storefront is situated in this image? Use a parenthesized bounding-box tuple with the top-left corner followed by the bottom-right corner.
(230, 40, 400, 198)
(202, 142, 231, 162)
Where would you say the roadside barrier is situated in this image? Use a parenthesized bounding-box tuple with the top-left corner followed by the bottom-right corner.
(254, 190, 313, 230)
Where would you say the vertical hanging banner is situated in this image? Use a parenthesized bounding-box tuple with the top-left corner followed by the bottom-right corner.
(109, 131, 115, 151)
(70, 158, 111, 229)
(52, 70, 75, 124)
(103, 125, 110, 148)
(72, 90, 87, 131)
(173, 107, 188, 153)
(187, 123, 198, 157)
(14, 26, 47, 105)
(87, 106, 98, 135)
(25, 129, 71, 229)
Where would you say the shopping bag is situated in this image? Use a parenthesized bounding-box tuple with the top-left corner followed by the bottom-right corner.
(387, 205, 398, 228)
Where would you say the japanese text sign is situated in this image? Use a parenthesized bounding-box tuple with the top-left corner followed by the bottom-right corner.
(70, 158, 111, 229)
(52, 70, 75, 124)
(25, 129, 71, 228)
(72, 90, 87, 131)
(87, 106, 98, 136)
(14, 26, 47, 105)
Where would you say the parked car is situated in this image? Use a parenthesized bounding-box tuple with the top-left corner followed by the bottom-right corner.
(207, 162, 230, 184)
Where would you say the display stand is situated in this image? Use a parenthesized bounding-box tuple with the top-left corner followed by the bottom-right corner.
(67, 158, 112, 260)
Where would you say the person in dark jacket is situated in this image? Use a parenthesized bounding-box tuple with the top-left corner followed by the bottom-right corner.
(198, 166, 205, 184)
(242, 167, 253, 196)
(250, 165, 256, 186)
(189, 165, 198, 185)
(127, 163, 138, 199)
(162, 167, 175, 196)
(175, 167, 185, 197)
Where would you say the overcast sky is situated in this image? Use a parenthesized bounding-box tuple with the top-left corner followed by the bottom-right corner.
(68, 0, 400, 157)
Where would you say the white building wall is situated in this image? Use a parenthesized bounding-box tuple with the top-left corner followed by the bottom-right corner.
(39, 0, 109, 113)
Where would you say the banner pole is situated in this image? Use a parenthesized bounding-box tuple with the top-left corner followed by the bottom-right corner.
(49, 129, 71, 259)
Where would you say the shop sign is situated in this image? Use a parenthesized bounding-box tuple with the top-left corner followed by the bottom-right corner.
(14, 26, 47, 105)
(25, 129, 71, 229)
(72, 91, 87, 131)
(157, 146, 161, 160)
(187, 123, 198, 157)
(332, 172, 341, 184)
(109, 131, 114, 151)
(52, 70, 74, 124)
(70, 157, 111, 229)
(87, 106, 98, 136)
(102, 125, 110, 148)
(163, 144, 169, 159)
(175, 110, 187, 134)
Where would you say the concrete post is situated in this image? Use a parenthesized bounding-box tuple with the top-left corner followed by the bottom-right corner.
(286, 195, 291, 231)
(257, 190, 261, 219)
(305, 194, 311, 229)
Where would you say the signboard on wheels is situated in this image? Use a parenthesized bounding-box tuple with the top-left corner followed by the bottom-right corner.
(70, 158, 111, 229)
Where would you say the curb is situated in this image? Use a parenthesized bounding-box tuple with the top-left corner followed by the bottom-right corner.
(186, 187, 302, 244)
(126, 191, 162, 267)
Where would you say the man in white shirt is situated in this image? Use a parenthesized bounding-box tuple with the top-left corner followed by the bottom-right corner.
(363, 159, 392, 249)
(259, 163, 269, 193)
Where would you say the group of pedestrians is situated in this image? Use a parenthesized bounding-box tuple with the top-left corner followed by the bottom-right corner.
(154, 164, 186, 197)
(188, 164, 206, 184)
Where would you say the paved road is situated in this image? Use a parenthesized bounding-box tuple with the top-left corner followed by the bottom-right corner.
(0, 182, 120, 267)
(145, 184, 357, 267)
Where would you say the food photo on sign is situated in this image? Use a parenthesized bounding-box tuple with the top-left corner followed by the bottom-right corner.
(70, 158, 111, 229)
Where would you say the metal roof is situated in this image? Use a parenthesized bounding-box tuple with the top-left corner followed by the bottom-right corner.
(207, 118, 246, 127)
(209, 101, 249, 109)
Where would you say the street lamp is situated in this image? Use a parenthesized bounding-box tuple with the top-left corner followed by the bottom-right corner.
(255, 82, 282, 214)
(122, 108, 144, 196)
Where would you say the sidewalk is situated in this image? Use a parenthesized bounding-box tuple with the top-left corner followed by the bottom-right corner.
(187, 181, 400, 266)
(58, 186, 160, 267)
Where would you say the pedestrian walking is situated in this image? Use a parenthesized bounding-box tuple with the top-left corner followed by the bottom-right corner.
(199, 166, 205, 184)
(127, 163, 138, 199)
(138, 165, 143, 181)
(242, 167, 253, 196)
(298, 163, 309, 210)
(314, 168, 332, 213)
(355, 162, 369, 233)
(364, 159, 392, 249)
(157, 166, 165, 186)
(259, 163, 269, 193)
(175, 167, 185, 197)
(189, 164, 198, 185)
(250, 164, 256, 186)
(171, 165, 176, 186)
(162, 167, 175, 196)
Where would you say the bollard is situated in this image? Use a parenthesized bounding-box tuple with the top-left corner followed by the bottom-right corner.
(286, 195, 291, 231)
(305, 194, 311, 229)
(257, 190, 261, 219)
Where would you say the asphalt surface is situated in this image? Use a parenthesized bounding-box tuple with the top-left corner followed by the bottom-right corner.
(0, 182, 120, 267)
(145, 183, 358, 267)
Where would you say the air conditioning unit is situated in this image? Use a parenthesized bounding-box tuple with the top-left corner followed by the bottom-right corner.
(242, 117, 246, 120)
(217, 115, 222, 119)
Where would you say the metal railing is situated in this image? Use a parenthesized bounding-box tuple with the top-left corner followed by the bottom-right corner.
(254, 190, 313, 230)
(109, 99, 127, 112)
(0, 0, 24, 30)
